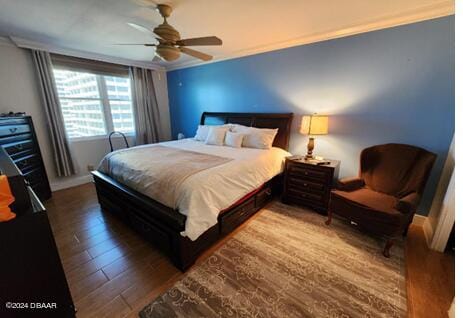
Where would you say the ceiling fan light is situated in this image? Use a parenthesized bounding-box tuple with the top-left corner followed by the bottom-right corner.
(156, 45, 181, 61)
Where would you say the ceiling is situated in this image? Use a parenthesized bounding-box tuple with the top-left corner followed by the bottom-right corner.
(0, 0, 454, 70)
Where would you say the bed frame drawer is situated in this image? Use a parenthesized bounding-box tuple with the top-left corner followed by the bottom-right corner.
(129, 212, 171, 253)
(256, 186, 272, 207)
(92, 170, 283, 272)
(220, 197, 256, 234)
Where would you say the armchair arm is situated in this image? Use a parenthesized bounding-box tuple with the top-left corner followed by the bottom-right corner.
(395, 192, 421, 214)
(336, 177, 365, 191)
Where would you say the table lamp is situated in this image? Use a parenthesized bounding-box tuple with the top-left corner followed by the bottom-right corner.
(300, 114, 329, 159)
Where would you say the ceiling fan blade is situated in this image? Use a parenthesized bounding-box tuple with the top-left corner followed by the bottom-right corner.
(113, 43, 157, 46)
(127, 23, 156, 37)
(180, 47, 212, 61)
(176, 36, 222, 46)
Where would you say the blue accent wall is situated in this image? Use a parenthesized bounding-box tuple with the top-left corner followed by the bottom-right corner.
(167, 16, 455, 216)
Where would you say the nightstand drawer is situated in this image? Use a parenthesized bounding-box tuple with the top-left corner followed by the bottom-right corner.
(286, 194, 326, 211)
(288, 165, 329, 181)
(287, 188, 324, 202)
(287, 177, 325, 193)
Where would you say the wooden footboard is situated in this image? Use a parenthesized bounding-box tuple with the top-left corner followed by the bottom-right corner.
(92, 171, 282, 271)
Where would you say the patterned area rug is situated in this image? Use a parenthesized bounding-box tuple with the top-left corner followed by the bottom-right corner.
(140, 201, 407, 318)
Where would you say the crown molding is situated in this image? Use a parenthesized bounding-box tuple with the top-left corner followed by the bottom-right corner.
(166, 1, 454, 71)
(0, 36, 15, 47)
(9, 36, 166, 72)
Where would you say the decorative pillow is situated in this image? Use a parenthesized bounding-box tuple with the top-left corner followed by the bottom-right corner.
(224, 131, 245, 148)
(194, 124, 234, 141)
(205, 127, 228, 146)
(194, 125, 210, 141)
(232, 125, 278, 149)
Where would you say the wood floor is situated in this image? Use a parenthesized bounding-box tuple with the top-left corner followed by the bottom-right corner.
(405, 225, 454, 318)
(46, 183, 454, 318)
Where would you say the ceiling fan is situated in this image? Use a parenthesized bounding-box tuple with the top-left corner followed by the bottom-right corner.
(119, 3, 222, 62)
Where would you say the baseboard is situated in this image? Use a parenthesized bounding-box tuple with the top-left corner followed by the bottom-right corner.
(412, 214, 434, 246)
(412, 214, 426, 226)
(50, 174, 93, 192)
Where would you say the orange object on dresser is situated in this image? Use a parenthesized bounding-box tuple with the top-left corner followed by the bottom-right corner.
(0, 174, 16, 222)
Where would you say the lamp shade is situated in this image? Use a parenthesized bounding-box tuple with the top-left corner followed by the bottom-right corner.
(300, 115, 329, 135)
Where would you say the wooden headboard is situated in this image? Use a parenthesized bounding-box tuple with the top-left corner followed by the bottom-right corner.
(200, 112, 293, 150)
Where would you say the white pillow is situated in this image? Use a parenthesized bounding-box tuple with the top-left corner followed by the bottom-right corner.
(232, 125, 278, 149)
(224, 131, 245, 148)
(194, 125, 210, 141)
(194, 124, 233, 141)
(205, 127, 228, 146)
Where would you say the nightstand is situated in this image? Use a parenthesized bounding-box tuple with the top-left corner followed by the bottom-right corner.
(282, 156, 340, 214)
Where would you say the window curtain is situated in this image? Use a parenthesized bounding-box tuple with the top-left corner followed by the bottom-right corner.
(31, 50, 76, 177)
(130, 67, 162, 145)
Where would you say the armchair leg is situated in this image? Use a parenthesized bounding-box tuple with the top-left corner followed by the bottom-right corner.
(383, 239, 394, 258)
(403, 225, 410, 237)
(403, 218, 414, 237)
(325, 209, 332, 226)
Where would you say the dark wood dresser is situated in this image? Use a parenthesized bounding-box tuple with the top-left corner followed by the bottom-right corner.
(282, 156, 340, 214)
(0, 147, 75, 317)
(0, 116, 52, 201)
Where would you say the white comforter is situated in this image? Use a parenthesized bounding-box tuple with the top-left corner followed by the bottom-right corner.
(99, 138, 291, 240)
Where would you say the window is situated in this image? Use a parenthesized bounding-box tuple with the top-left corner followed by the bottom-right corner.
(53, 69, 135, 139)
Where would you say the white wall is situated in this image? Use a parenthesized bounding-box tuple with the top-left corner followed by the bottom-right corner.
(427, 136, 455, 233)
(448, 298, 454, 318)
(0, 39, 171, 191)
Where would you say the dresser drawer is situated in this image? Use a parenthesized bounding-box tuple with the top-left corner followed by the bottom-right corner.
(23, 168, 46, 187)
(0, 133, 34, 146)
(3, 139, 35, 156)
(9, 148, 36, 161)
(288, 164, 330, 181)
(0, 124, 31, 137)
(220, 197, 256, 234)
(14, 154, 41, 172)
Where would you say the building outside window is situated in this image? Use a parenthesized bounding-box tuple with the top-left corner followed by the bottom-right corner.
(53, 69, 135, 139)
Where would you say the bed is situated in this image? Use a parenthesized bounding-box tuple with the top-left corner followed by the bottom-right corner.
(92, 112, 293, 271)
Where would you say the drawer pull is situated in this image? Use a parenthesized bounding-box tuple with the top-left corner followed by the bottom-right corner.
(304, 171, 308, 175)
(20, 160, 28, 167)
(265, 188, 272, 195)
(9, 127, 18, 133)
(15, 144, 23, 150)
(303, 183, 308, 187)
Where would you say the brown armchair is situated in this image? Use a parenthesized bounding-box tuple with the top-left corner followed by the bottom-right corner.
(326, 143, 436, 257)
